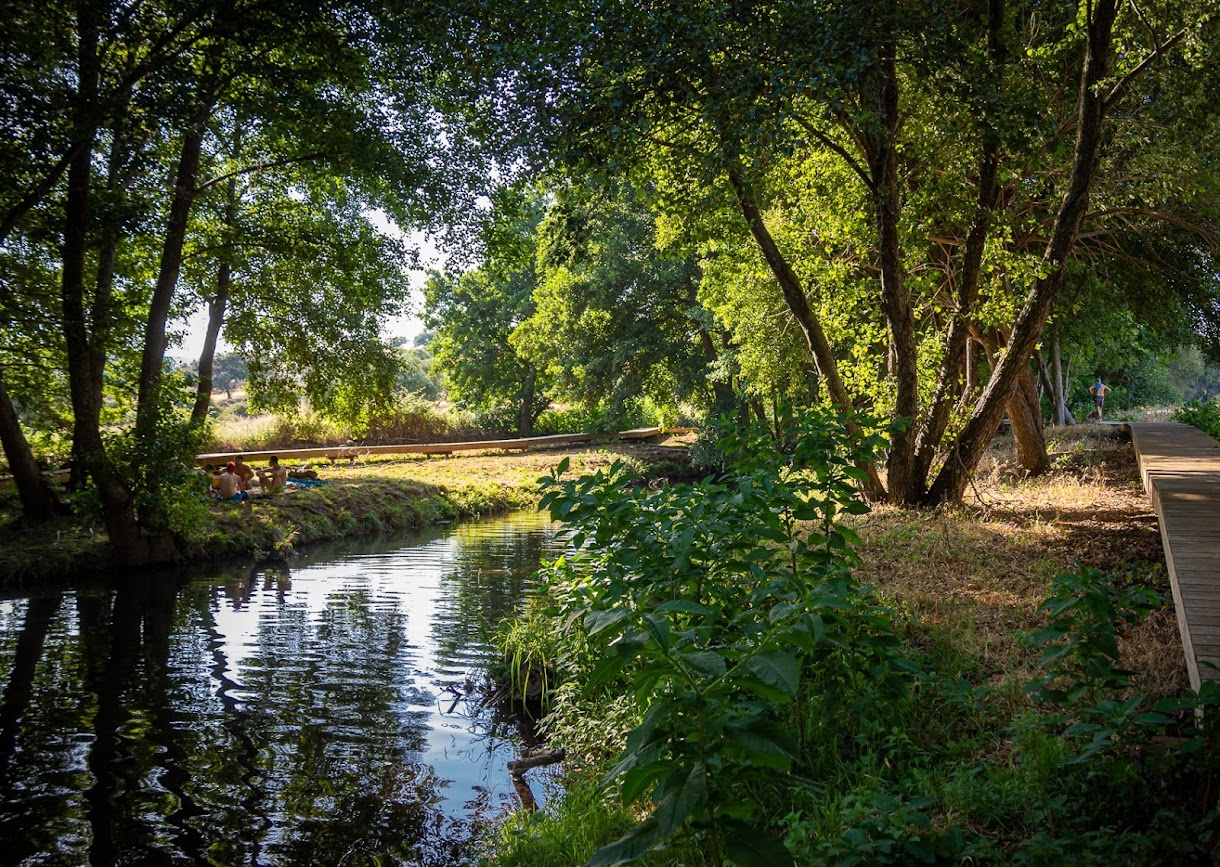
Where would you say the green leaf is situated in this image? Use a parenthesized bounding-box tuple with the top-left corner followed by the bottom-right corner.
(586, 607, 629, 636)
(587, 818, 665, 867)
(652, 763, 707, 837)
(724, 716, 800, 768)
(682, 650, 727, 678)
(655, 599, 713, 617)
(742, 651, 800, 698)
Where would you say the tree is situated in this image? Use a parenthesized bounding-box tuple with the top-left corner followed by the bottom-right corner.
(424, 189, 550, 435)
(464, 0, 1218, 504)
(0, 1, 489, 559)
(514, 179, 725, 423)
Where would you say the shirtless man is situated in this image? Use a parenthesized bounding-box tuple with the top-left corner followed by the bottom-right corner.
(258, 455, 288, 494)
(1089, 377, 1112, 419)
(233, 455, 256, 491)
(218, 462, 249, 502)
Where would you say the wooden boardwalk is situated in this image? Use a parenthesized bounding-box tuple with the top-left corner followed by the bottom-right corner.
(1124, 422, 1220, 690)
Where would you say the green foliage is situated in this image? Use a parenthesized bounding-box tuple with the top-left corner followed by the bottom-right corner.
(537, 408, 899, 865)
(396, 346, 444, 400)
(515, 179, 714, 420)
(425, 186, 551, 435)
(481, 776, 636, 867)
(105, 398, 210, 538)
(1173, 399, 1220, 440)
(209, 352, 248, 392)
(497, 603, 565, 706)
(1027, 567, 1160, 706)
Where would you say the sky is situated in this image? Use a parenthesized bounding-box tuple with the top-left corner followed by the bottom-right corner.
(170, 211, 443, 362)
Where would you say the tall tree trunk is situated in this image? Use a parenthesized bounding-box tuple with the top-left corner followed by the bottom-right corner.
(191, 139, 240, 425)
(1035, 349, 1055, 412)
(0, 374, 63, 523)
(915, 0, 1008, 487)
(1008, 365, 1049, 474)
(724, 158, 887, 500)
(1051, 331, 1075, 425)
(927, 0, 1119, 504)
(864, 42, 920, 505)
(69, 107, 129, 491)
(60, 1, 152, 564)
(191, 266, 230, 425)
(135, 116, 210, 445)
(696, 326, 736, 416)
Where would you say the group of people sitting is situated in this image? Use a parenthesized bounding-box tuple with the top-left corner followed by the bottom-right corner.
(205, 455, 288, 502)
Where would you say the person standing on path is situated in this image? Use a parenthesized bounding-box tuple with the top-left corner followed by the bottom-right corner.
(1090, 376, 1112, 419)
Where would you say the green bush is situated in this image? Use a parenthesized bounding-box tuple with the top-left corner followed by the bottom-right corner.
(1173, 399, 1220, 440)
(536, 408, 899, 865)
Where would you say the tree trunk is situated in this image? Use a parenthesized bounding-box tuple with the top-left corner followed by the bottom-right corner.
(60, 2, 172, 567)
(192, 131, 241, 425)
(1051, 331, 1073, 425)
(0, 374, 63, 523)
(1008, 365, 1049, 475)
(135, 117, 209, 444)
(915, 0, 1008, 487)
(1035, 349, 1055, 412)
(724, 158, 887, 500)
(191, 266, 229, 425)
(864, 43, 920, 505)
(70, 108, 129, 491)
(697, 325, 736, 415)
(518, 368, 536, 437)
(926, 0, 1118, 504)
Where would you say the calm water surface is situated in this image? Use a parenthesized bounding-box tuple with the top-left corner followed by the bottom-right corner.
(0, 511, 562, 866)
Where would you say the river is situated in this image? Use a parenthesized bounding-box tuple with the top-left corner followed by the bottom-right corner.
(0, 510, 562, 866)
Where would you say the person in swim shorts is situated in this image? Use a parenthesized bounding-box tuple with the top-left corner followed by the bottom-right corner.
(1089, 376, 1111, 419)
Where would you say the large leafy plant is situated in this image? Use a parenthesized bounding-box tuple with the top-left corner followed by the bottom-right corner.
(538, 409, 908, 866)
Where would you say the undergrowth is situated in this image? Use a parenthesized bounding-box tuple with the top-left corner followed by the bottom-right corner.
(1174, 399, 1220, 441)
(486, 409, 1220, 866)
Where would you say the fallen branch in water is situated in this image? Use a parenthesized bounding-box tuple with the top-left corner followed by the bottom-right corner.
(509, 748, 566, 811)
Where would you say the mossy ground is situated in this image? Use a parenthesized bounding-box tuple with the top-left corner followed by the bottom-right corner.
(0, 436, 696, 586)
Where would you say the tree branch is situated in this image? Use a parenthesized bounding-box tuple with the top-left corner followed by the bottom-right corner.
(1104, 11, 1217, 108)
(791, 116, 876, 193)
(196, 152, 329, 191)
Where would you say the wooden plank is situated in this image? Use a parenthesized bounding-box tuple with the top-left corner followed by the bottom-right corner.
(1129, 422, 1220, 690)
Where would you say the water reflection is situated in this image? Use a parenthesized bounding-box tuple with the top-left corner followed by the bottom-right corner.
(0, 511, 560, 866)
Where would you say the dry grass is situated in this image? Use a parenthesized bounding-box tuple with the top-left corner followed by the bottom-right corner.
(850, 424, 1185, 700)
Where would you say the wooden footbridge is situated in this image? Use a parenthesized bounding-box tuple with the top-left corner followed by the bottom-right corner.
(194, 427, 694, 466)
(0, 427, 694, 491)
(1123, 422, 1220, 690)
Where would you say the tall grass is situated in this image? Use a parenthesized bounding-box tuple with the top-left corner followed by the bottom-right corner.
(207, 395, 482, 452)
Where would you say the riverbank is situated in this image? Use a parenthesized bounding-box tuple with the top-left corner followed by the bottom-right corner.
(486, 424, 1196, 866)
(0, 435, 696, 586)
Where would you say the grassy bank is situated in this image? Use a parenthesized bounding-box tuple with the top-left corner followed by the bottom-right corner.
(0, 436, 696, 586)
(486, 424, 1200, 866)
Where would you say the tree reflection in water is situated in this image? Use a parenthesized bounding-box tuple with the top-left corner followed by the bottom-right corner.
(0, 511, 560, 865)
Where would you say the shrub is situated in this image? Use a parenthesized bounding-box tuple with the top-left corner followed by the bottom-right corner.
(1173, 399, 1220, 441)
(537, 408, 900, 865)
